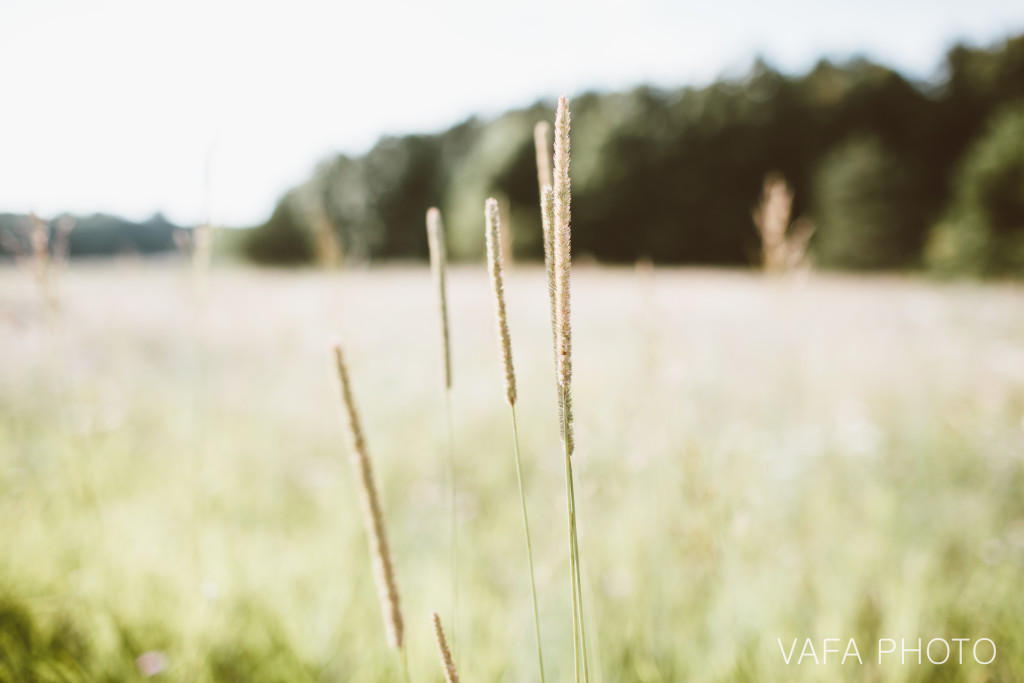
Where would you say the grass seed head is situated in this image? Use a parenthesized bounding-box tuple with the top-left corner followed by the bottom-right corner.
(485, 198, 517, 406)
(553, 96, 575, 455)
(754, 172, 793, 273)
(332, 344, 404, 649)
(426, 207, 452, 389)
(431, 611, 460, 683)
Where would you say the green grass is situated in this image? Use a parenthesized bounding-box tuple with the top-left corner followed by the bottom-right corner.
(1, 264, 1023, 681)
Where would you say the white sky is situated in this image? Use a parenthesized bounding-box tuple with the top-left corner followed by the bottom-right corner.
(2, 0, 1024, 227)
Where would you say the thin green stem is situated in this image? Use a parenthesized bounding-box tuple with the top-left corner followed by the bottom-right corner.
(561, 386, 590, 683)
(400, 644, 410, 683)
(444, 389, 459, 665)
(564, 453, 581, 683)
(568, 459, 590, 682)
(510, 404, 546, 683)
(561, 388, 581, 683)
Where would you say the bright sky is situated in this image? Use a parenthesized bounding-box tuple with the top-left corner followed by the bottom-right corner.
(3, 0, 1024, 227)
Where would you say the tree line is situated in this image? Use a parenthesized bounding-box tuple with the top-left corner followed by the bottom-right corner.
(245, 33, 1024, 275)
(5, 35, 1021, 275)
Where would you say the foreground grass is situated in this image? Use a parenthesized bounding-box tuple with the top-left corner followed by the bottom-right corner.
(1, 263, 1023, 681)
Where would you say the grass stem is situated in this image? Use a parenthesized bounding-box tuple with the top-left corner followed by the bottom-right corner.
(510, 404, 546, 683)
(562, 386, 589, 683)
(564, 445, 581, 682)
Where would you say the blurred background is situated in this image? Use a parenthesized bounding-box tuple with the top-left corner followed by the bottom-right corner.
(4, 2, 1024, 682)
(2, 0, 1024, 274)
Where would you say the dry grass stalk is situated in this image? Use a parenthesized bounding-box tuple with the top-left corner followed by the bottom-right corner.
(332, 344, 404, 650)
(485, 198, 516, 406)
(535, 121, 553, 191)
(312, 204, 342, 268)
(6, 213, 76, 312)
(552, 95, 591, 683)
(486, 195, 547, 680)
(753, 172, 791, 273)
(426, 208, 452, 389)
(753, 172, 814, 274)
(783, 217, 815, 272)
(52, 216, 75, 270)
(431, 611, 459, 683)
(553, 97, 574, 456)
(29, 213, 50, 280)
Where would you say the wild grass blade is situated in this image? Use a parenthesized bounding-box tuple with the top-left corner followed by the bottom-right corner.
(486, 197, 545, 681)
(553, 94, 590, 682)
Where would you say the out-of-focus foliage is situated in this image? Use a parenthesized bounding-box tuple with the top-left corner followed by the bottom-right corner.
(926, 104, 1024, 276)
(244, 34, 1024, 271)
(320, 134, 446, 261)
(241, 192, 314, 265)
(813, 136, 924, 269)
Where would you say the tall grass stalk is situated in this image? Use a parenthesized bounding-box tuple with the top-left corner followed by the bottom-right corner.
(0, 213, 75, 315)
(332, 344, 408, 681)
(426, 207, 459, 659)
(753, 172, 814, 275)
(552, 95, 590, 682)
(484, 198, 545, 682)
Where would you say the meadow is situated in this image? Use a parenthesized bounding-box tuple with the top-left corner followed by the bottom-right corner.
(1, 262, 1023, 682)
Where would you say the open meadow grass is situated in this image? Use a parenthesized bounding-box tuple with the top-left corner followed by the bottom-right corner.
(2, 263, 1024, 681)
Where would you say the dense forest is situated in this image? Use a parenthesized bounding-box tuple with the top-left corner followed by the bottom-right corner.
(244, 33, 1024, 274)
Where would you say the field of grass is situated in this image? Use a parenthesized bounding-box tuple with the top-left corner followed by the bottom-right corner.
(2, 263, 1023, 682)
